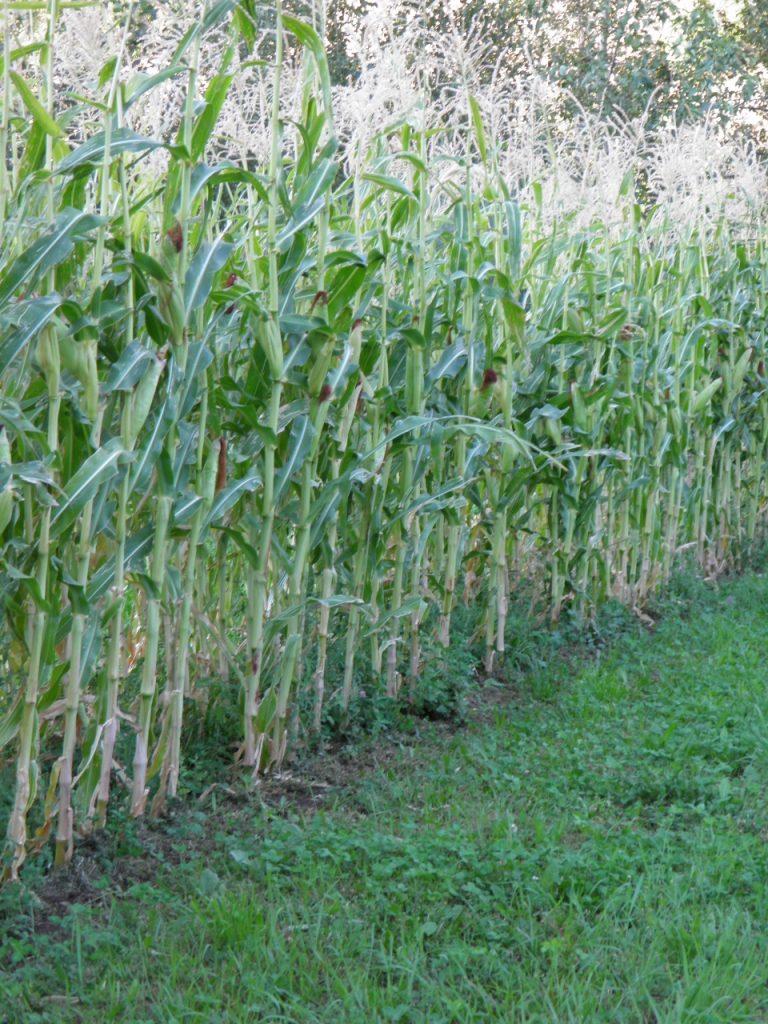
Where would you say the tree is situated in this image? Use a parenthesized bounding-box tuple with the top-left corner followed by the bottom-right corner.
(324, 0, 766, 141)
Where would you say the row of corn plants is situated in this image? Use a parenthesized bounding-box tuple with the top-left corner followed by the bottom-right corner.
(1, 0, 767, 878)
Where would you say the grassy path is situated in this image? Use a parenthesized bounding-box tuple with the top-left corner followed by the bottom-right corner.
(3, 572, 768, 1023)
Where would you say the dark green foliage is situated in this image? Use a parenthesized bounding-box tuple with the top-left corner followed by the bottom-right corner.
(322, 683, 402, 743)
(408, 640, 475, 723)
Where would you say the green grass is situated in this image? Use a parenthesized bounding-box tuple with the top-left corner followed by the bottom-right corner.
(3, 570, 768, 1023)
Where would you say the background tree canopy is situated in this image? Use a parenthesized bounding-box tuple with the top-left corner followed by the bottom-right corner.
(324, 0, 767, 140)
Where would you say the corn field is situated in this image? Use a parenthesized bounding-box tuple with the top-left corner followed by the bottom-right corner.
(1, 0, 767, 879)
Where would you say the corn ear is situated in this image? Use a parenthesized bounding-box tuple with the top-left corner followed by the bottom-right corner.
(0, 428, 13, 535)
(126, 354, 165, 448)
(692, 377, 723, 413)
(36, 324, 61, 391)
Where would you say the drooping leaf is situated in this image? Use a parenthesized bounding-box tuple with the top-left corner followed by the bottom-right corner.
(50, 438, 124, 538)
(57, 128, 180, 175)
(276, 158, 337, 252)
(282, 14, 333, 115)
(87, 525, 154, 603)
(427, 341, 467, 383)
(183, 162, 268, 210)
(184, 239, 234, 320)
(274, 414, 315, 501)
(362, 173, 414, 198)
(124, 66, 186, 111)
(10, 71, 64, 138)
(0, 209, 103, 307)
(173, 491, 203, 525)
(205, 472, 261, 527)
(104, 342, 155, 393)
(0, 295, 62, 373)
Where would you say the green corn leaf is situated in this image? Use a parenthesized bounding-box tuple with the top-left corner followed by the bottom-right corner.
(86, 526, 154, 603)
(327, 262, 367, 323)
(129, 392, 175, 496)
(78, 616, 102, 688)
(0, 209, 103, 308)
(0, 460, 54, 491)
(170, 0, 236, 64)
(388, 478, 469, 529)
(254, 688, 277, 735)
(0, 691, 24, 753)
(468, 95, 487, 165)
(179, 343, 214, 417)
(191, 48, 235, 160)
(130, 250, 171, 283)
(361, 596, 422, 637)
(205, 473, 261, 528)
(57, 128, 182, 174)
(714, 416, 736, 441)
(184, 239, 234, 320)
(0, 41, 44, 77)
(124, 66, 186, 111)
(283, 14, 333, 115)
(10, 71, 64, 138)
(362, 173, 414, 198)
(277, 159, 338, 251)
(310, 594, 365, 609)
(546, 329, 601, 345)
(0, 295, 62, 374)
(274, 414, 315, 501)
(50, 438, 124, 538)
(173, 491, 204, 525)
(104, 342, 155, 393)
(15, 118, 47, 183)
(233, 0, 260, 48)
(183, 162, 269, 210)
(4, 566, 53, 612)
(427, 341, 467, 383)
(328, 336, 359, 393)
(294, 157, 338, 211)
(202, 0, 236, 32)
(217, 527, 261, 571)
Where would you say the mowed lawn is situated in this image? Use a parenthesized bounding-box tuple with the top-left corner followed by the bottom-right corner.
(3, 571, 768, 1024)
